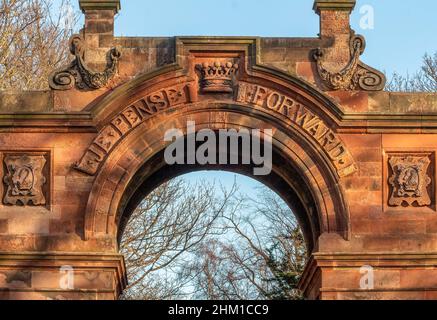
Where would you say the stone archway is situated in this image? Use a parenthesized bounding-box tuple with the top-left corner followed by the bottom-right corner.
(72, 40, 357, 299)
(85, 104, 350, 247)
(3, 0, 437, 301)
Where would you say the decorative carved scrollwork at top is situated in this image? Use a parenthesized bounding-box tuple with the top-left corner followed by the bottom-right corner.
(313, 34, 386, 91)
(49, 35, 121, 91)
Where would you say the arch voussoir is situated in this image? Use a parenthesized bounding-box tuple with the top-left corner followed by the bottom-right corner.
(76, 64, 357, 285)
(84, 104, 352, 255)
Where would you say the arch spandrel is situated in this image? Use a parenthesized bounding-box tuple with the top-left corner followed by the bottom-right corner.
(78, 41, 355, 245)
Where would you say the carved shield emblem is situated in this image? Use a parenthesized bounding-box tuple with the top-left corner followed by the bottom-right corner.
(388, 156, 431, 207)
(3, 155, 47, 206)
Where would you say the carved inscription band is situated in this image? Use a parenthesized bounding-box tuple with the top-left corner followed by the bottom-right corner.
(75, 83, 197, 175)
(236, 82, 357, 177)
(75, 81, 357, 178)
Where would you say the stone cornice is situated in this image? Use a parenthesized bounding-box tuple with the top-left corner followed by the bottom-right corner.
(79, 0, 121, 13)
(0, 112, 96, 131)
(314, 252, 437, 266)
(0, 251, 127, 292)
(299, 252, 437, 295)
(2, 108, 437, 133)
(0, 251, 124, 262)
(313, 0, 356, 13)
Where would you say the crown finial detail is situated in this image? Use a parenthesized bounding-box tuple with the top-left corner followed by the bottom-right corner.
(197, 61, 239, 93)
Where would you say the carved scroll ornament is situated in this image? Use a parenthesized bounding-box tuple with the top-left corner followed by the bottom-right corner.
(388, 155, 432, 207)
(313, 34, 386, 91)
(3, 155, 47, 206)
(49, 34, 121, 90)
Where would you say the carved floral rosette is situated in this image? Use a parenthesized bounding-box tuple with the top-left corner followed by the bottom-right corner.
(388, 155, 432, 207)
(3, 155, 47, 206)
(49, 34, 121, 91)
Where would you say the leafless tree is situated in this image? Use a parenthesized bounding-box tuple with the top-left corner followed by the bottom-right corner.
(119, 178, 241, 300)
(0, 0, 77, 90)
(186, 187, 307, 300)
(386, 53, 437, 92)
(119, 176, 307, 300)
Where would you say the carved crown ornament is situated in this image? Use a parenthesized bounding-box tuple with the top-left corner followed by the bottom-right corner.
(388, 155, 432, 207)
(3, 154, 47, 206)
(49, 34, 121, 91)
(196, 61, 239, 93)
(313, 34, 386, 91)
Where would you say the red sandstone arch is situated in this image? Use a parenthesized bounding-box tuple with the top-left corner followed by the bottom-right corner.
(80, 62, 355, 253)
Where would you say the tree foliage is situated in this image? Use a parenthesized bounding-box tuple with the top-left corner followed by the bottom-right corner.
(386, 53, 437, 92)
(120, 178, 241, 300)
(120, 177, 307, 300)
(0, 0, 77, 90)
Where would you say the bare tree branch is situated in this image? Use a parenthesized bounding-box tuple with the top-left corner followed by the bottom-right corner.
(386, 52, 437, 92)
(119, 178, 239, 300)
(0, 0, 78, 90)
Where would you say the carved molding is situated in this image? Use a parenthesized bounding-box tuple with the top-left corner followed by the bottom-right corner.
(79, 0, 121, 13)
(75, 83, 196, 175)
(196, 61, 239, 93)
(313, 34, 386, 91)
(236, 82, 357, 178)
(75, 80, 357, 178)
(388, 155, 432, 207)
(49, 34, 121, 91)
(3, 155, 47, 206)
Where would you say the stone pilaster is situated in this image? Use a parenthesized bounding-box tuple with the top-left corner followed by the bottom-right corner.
(313, 0, 355, 37)
(313, 0, 356, 72)
(0, 252, 127, 300)
(78, 0, 121, 67)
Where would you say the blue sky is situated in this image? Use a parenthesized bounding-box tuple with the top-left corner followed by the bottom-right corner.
(67, 0, 437, 193)
(70, 0, 437, 77)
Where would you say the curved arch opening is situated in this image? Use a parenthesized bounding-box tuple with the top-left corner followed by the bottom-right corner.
(119, 170, 308, 300)
(116, 134, 322, 254)
(84, 106, 351, 243)
(80, 65, 354, 301)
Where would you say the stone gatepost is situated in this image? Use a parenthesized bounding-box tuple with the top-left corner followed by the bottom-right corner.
(313, 0, 356, 77)
(79, 0, 120, 68)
